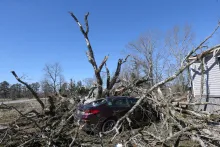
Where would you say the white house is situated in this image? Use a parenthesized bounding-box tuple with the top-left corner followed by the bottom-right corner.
(189, 45, 220, 112)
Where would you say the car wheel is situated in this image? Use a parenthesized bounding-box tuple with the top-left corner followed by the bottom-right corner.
(101, 119, 116, 132)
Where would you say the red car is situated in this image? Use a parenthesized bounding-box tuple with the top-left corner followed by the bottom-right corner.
(75, 96, 138, 133)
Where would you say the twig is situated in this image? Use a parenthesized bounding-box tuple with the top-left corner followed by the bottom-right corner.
(0, 129, 9, 143)
(18, 138, 34, 147)
(69, 126, 80, 147)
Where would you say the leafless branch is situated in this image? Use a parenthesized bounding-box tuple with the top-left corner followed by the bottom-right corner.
(11, 71, 45, 109)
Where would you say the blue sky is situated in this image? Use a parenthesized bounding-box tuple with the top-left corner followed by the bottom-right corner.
(0, 0, 220, 84)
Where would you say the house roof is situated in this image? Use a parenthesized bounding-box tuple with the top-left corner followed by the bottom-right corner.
(188, 45, 220, 60)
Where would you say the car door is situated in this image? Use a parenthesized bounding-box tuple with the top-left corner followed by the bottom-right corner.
(128, 98, 142, 121)
(110, 98, 131, 118)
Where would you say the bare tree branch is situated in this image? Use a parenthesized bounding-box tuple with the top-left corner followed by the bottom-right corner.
(84, 12, 89, 35)
(11, 71, 45, 109)
(98, 55, 109, 72)
(108, 55, 130, 90)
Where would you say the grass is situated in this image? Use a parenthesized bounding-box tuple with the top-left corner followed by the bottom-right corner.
(0, 101, 42, 124)
(0, 109, 18, 124)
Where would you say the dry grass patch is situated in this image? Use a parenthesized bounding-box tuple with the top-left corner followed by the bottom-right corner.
(0, 101, 43, 124)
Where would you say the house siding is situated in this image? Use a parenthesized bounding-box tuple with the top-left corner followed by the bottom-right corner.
(190, 52, 220, 112)
(190, 62, 207, 97)
(206, 55, 220, 96)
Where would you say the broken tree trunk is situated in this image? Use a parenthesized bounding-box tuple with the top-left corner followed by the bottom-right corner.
(69, 12, 129, 99)
(69, 12, 107, 99)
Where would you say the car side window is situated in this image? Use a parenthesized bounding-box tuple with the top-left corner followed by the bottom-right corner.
(112, 98, 129, 107)
(129, 98, 138, 106)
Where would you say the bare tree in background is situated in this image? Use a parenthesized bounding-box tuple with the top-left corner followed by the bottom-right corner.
(43, 62, 63, 95)
(58, 75, 65, 92)
(165, 25, 195, 93)
(124, 26, 194, 94)
(83, 77, 95, 89)
(126, 31, 166, 87)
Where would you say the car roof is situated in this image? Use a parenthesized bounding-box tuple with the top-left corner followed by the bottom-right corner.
(106, 96, 137, 99)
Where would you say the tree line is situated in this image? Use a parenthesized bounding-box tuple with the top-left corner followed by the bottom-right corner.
(0, 79, 92, 99)
(0, 63, 94, 99)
